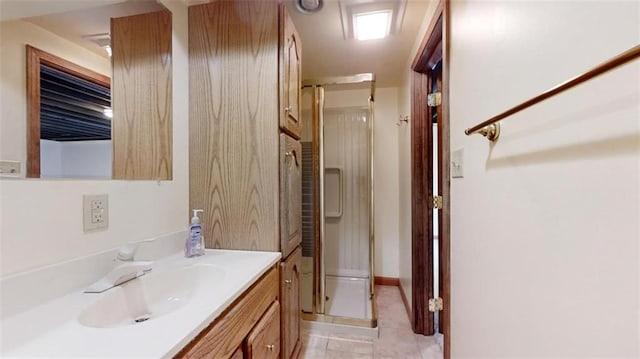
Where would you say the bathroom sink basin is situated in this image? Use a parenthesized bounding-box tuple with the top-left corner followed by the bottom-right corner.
(78, 265, 224, 328)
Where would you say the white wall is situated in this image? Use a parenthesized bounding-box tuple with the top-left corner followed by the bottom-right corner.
(0, 0, 189, 276)
(324, 87, 400, 278)
(449, 1, 639, 357)
(40, 140, 112, 179)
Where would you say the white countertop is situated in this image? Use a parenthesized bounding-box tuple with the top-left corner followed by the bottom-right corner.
(1, 249, 281, 358)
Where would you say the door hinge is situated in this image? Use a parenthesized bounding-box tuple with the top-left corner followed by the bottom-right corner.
(432, 195, 443, 209)
(428, 297, 443, 312)
(427, 92, 441, 107)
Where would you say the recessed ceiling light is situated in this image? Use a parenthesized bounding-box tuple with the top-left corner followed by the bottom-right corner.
(339, 1, 406, 41)
(354, 10, 391, 41)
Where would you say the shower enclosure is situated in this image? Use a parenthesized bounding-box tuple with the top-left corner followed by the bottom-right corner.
(299, 74, 376, 327)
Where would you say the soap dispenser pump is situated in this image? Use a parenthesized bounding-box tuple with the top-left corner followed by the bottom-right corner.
(186, 209, 205, 257)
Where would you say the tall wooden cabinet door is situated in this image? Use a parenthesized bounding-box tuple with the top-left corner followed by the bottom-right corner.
(280, 247, 301, 359)
(189, 0, 280, 251)
(280, 134, 302, 258)
(279, 5, 302, 139)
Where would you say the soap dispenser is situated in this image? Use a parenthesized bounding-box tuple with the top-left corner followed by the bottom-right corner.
(186, 209, 205, 257)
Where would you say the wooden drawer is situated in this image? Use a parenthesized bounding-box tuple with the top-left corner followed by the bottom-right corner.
(176, 266, 279, 359)
(245, 302, 280, 359)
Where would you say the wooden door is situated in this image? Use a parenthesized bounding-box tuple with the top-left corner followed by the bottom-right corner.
(410, 1, 451, 357)
(280, 247, 301, 359)
(279, 5, 302, 139)
(280, 134, 302, 258)
(411, 71, 435, 335)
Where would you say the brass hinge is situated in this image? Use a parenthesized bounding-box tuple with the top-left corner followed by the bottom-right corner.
(432, 195, 443, 209)
(428, 297, 443, 312)
(427, 92, 441, 107)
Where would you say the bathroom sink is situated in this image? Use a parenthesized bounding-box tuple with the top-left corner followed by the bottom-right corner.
(78, 265, 224, 328)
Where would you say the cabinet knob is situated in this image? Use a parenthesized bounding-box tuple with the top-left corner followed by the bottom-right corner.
(266, 344, 275, 351)
(284, 106, 292, 113)
(284, 279, 292, 288)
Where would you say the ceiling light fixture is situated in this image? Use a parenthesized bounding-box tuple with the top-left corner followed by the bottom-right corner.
(339, 0, 406, 41)
(354, 10, 391, 40)
(296, 0, 323, 14)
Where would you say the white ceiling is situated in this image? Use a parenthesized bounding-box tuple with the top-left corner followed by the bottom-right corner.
(14, 0, 430, 86)
(285, 0, 432, 87)
(22, 0, 165, 58)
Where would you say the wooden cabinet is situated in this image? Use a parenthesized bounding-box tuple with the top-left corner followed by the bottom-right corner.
(280, 134, 302, 258)
(189, 0, 280, 252)
(279, 6, 302, 139)
(230, 347, 243, 359)
(189, 2, 302, 359)
(176, 266, 279, 359)
(245, 302, 281, 359)
(280, 247, 301, 359)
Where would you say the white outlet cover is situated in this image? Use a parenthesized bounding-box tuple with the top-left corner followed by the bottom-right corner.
(83, 194, 109, 232)
(451, 148, 464, 178)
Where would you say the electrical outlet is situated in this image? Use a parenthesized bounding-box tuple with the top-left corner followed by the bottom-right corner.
(91, 210, 104, 224)
(91, 199, 105, 210)
(83, 194, 108, 232)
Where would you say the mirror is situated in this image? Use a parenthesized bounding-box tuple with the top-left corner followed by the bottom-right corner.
(0, 0, 172, 180)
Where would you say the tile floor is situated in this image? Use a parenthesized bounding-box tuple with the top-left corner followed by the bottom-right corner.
(300, 285, 443, 359)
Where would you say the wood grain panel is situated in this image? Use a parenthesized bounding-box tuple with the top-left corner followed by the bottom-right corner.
(244, 301, 280, 359)
(26, 46, 110, 178)
(111, 10, 172, 180)
(189, 0, 280, 251)
(176, 266, 279, 359)
(280, 247, 301, 359)
(279, 5, 302, 139)
(280, 134, 302, 258)
(230, 347, 243, 359)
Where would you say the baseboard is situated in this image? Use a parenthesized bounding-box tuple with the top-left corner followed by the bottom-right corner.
(398, 280, 412, 322)
(374, 276, 399, 286)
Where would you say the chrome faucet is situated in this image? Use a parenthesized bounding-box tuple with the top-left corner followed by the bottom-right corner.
(84, 242, 153, 293)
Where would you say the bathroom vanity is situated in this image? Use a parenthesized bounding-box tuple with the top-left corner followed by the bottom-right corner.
(0, 245, 281, 358)
(177, 266, 280, 358)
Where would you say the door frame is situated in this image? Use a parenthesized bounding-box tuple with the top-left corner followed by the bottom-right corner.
(410, 0, 451, 357)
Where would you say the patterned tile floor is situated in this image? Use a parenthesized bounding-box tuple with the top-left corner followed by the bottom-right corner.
(300, 285, 443, 359)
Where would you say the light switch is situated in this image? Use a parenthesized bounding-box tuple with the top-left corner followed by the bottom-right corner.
(451, 148, 464, 178)
(83, 194, 109, 232)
